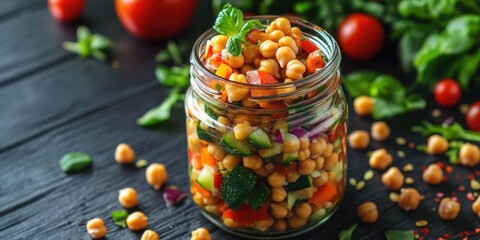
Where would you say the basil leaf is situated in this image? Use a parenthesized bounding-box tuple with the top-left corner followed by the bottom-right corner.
(91, 35, 112, 50)
(370, 75, 406, 101)
(137, 88, 182, 126)
(155, 65, 190, 88)
(111, 210, 128, 228)
(155, 50, 171, 63)
(77, 26, 91, 42)
(213, 3, 244, 36)
(239, 20, 263, 37)
(385, 229, 414, 240)
(338, 223, 358, 240)
(59, 152, 92, 174)
(342, 71, 380, 98)
(226, 34, 243, 56)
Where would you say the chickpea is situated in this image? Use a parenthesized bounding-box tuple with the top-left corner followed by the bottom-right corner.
(253, 57, 263, 68)
(299, 136, 310, 149)
(276, 78, 296, 95)
(313, 156, 325, 170)
(243, 45, 259, 65)
(115, 143, 135, 164)
(215, 116, 231, 133)
(357, 202, 378, 224)
(243, 154, 263, 170)
(207, 143, 225, 161)
(225, 73, 249, 103)
(348, 130, 370, 150)
(268, 30, 285, 42)
(353, 96, 374, 116)
(221, 49, 245, 68)
(427, 134, 449, 155)
(288, 216, 308, 228)
(286, 172, 301, 183)
(283, 133, 300, 153)
(271, 17, 291, 35)
(233, 121, 253, 141)
(286, 59, 306, 80)
(422, 164, 443, 185)
(240, 65, 255, 76)
(191, 227, 211, 240)
(258, 59, 280, 79)
(276, 46, 296, 68)
(141, 229, 159, 240)
(118, 187, 138, 208)
(313, 170, 328, 187)
(323, 152, 339, 171)
(222, 155, 240, 171)
(298, 159, 316, 175)
(278, 36, 299, 54)
(254, 218, 274, 231)
(259, 40, 279, 59)
(223, 218, 242, 228)
(86, 218, 107, 239)
(323, 143, 334, 158)
(126, 211, 148, 231)
(371, 121, 390, 141)
(271, 187, 287, 202)
(459, 143, 480, 167)
(398, 188, 423, 211)
(472, 196, 480, 218)
(271, 202, 288, 218)
(297, 148, 311, 161)
(438, 198, 460, 220)
(310, 138, 327, 158)
(369, 148, 393, 170)
(255, 164, 275, 177)
(273, 219, 288, 231)
(294, 203, 312, 219)
(381, 167, 404, 190)
(211, 35, 228, 53)
(146, 163, 168, 190)
(267, 171, 286, 188)
(290, 27, 302, 37)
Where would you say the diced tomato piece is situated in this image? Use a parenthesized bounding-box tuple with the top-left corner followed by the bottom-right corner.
(309, 182, 338, 206)
(213, 172, 223, 189)
(205, 40, 213, 59)
(246, 70, 279, 97)
(217, 200, 229, 212)
(306, 50, 325, 73)
(200, 147, 217, 167)
(222, 205, 270, 225)
(193, 181, 212, 197)
(191, 153, 202, 170)
(246, 29, 264, 45)
(215, 63, 233, 79)
(329, 122, 345, 142)
(206, 53, 223, 69)
(275, 162, 298, 175)
(301, 38, 319, 54)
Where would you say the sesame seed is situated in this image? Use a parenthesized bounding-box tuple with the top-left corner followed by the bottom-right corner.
(460, 104, 469, 114)
(363, 170, 374, 181)
(135, 159, 148, 168)
(355, 181, 365, 191)
(471, 179, 480, 191)
(432, 109, 441, 118)
(397, 150, 406, 158)
(349, 177, 357, 187)
(389, 192, 399, 202)
(405, 177, 414, 184)
(403, 163, 414, 172)
(415, 220, 429, 227)
(395, 137, 406, 145)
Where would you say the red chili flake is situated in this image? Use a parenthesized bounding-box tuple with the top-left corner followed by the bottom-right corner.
(421, 228, 430, 235)
(459, 185, 466, 192)
(445, 166, 453, 174)
(442, 176, 447, 182)
(468, 175, 475, 180)
(409, 142, 415, 149)
(456, 175, 461, 180)
(437, 162, 445, 169)
(434, 198, 441, 203)
(422, 166, 427, 171)
(437, 192, 445, 198)
(443, 233, 450, 239)
(452, 196, 458, 202)
(476, 171, 480, 177)
(476, 228, 480, 233)
(467, 192, 475, 201)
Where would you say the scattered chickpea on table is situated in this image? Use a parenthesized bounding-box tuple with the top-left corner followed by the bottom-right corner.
(422, 164, 443, 185)
(357, 202, 378, 223)
(381, 166, 404, 190)
(426, 135, 449, 155)
(115, 143, 136, 164)
(348, 130, 370, 150)
(398, 188, 423, 211)
(353, 96, 374, 116)
(191, 227, 211, 240)
(459, 143, 480, 167)
(118, 187, 139, 208)
(126, 211, 149, 231)
(141, 229, 160, 240)
(371, 121, 390, 141)
(86, 218, 107, 239)
(369, 148, 393, 170)
(146, 163, 168, 190)
(438, 198, 461, 220)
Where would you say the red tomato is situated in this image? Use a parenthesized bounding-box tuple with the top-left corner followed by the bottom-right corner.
(306, 50, 325, 73)
(337, 13, 385, 60)
(466, 101, 480, 131)
(115, 0, 197, 40)
(48, 0, 85, 22)
(434, 79, 462, 107)
(300, 39, 319, 54)
(246, 70, 279, 85)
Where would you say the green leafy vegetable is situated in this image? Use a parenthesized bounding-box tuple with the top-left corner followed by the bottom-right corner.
(137, 87, 183, 126)
(412, 121, 480, 142)
(63, 26, 112, 62)
(385, 229, 414, 240)
(59, 152, 92, 174)
(446, 141, 463, 164)
(342, 71, 426, 119)
(111, 210, 128, 228)
(338, 223, 358, 240)
(213, 4, 262, 56)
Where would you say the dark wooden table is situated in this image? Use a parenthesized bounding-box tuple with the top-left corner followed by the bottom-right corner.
(1, 1, 479, 239)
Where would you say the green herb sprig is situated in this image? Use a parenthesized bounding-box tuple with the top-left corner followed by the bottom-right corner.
(412, 121, 480, 142)
(213, 4, 262, 56)
(446, 141, 464, 164)
(63, 26, 112, 62)
(59, 152, 92, 174)
(385, 229, 414, 240)
(338, 223, 358, 240)
(111, 210, 128, 228)
(342, 71, 426, 119)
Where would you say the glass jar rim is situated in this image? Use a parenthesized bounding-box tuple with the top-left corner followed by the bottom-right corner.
(191, 15, 341, 91)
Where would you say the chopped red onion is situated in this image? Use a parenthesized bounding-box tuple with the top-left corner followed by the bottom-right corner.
(290, 127, 308, 139)
(272, 129, 284, 144)
(163, 188, 186, 207)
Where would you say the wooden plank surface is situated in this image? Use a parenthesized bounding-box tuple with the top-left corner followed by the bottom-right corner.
(0, 1, 479, 240)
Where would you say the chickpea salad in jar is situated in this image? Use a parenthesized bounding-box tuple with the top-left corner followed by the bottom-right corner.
(185, 4, 346, 238)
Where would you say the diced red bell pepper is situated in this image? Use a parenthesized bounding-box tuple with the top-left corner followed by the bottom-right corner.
(301, 38, 320, 54)
(306, 49, 325, 73)
(206, 53, 223, 69)
(214, 172, 223, 189)
(329, 122, 346, 142)
(246, 70, 279, 97)
(200, 147, 217, 167)
(275, 162, 298, 175)
(205, 40, 213, 59)
(222, 205, 270, 225)
(217, 200, 229, 212)
(309, 182, 338, 206)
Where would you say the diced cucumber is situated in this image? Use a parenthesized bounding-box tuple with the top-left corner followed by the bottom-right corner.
(285, 175, 312, 192)
(286, 187, 315, 209)
(248, 181, 271, 210)
(221, 165, 257, 210)
(247, 128, 272, 149)
(197, 120, 213, 142)
(204, 105, 218, 120)
(258, 142, 282, 158)
(220, 131, 252, 156)
(309, 208, 327, 221)
(282, 152, 298, 165)
(196, 167, 214, 191)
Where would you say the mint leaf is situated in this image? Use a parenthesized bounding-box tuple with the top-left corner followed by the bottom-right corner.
(111, 210, 128, 228)
(338, 223, 358, 240)
(385, 229, 414, 240)
(213, 3, 244, 36)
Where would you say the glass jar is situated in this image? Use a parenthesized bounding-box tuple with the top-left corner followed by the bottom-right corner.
(185, 16, 347, 239)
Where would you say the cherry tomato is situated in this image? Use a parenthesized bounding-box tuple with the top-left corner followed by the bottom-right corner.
(466, 101, 480, 131)
(306, 50, 325, 73)
(433, 79, 462, 107)
(337, 13, 385, 60)
(48, 0, 85, 22)
(115, 0, 197, 40)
